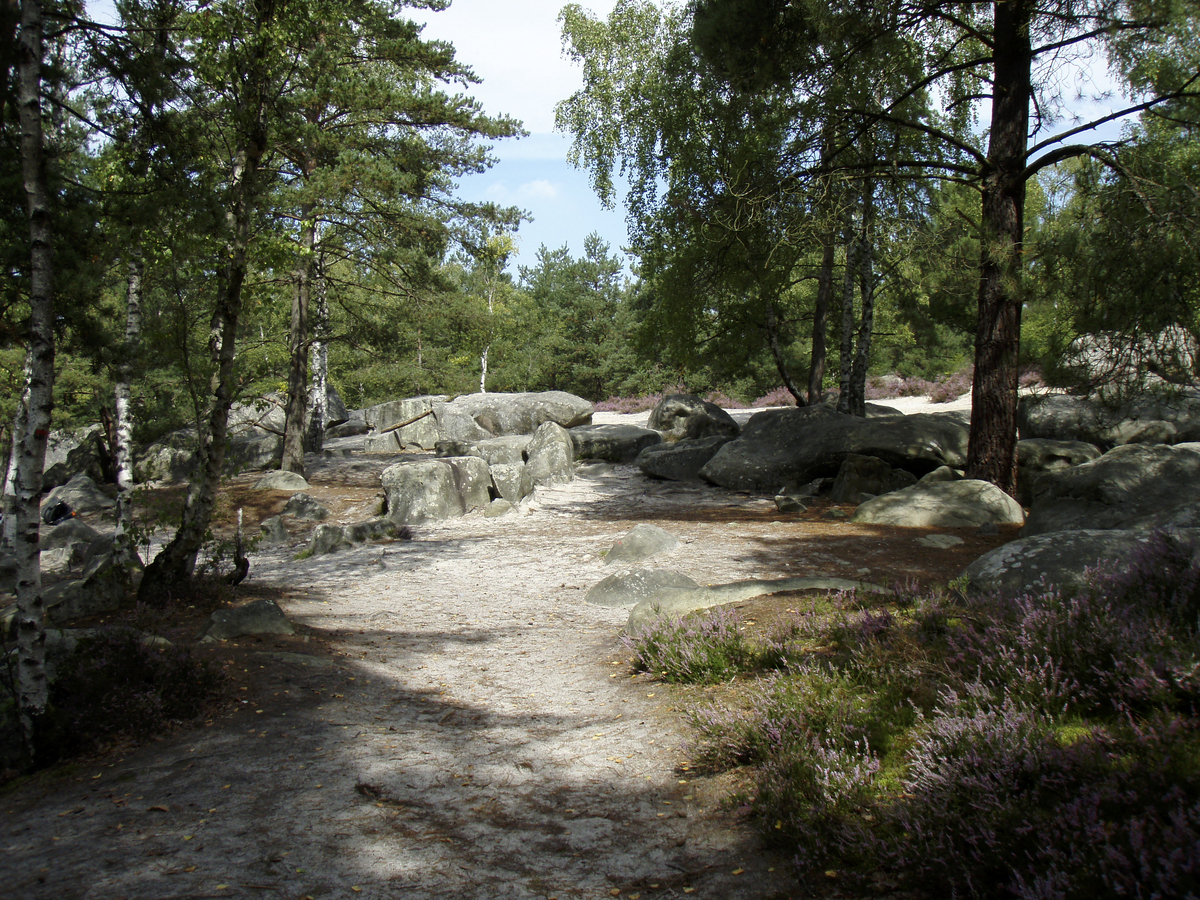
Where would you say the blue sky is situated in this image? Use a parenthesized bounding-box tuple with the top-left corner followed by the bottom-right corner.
(409, 0, 631, 276)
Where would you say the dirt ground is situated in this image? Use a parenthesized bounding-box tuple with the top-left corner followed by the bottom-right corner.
(1, 407, 1009, 900)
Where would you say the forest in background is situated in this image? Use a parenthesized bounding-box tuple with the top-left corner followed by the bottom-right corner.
(3, 0, 1199, 762)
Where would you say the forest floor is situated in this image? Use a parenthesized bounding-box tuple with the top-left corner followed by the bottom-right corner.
(0, 397, 1008, 900)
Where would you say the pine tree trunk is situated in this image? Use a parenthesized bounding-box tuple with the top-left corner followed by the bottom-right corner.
(966, 0, 1032, 498)
(112, 257, 143, 569)
(808, 231, 834, 405)
(764, 297, 803, 404)
(282, 209, 315, 474)
(836, 225, 857, 414)
(848, 185, 876, 418)
(14, 0, 56, 764)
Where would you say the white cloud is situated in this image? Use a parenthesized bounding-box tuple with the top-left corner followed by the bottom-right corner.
(519, 179, 558, 199)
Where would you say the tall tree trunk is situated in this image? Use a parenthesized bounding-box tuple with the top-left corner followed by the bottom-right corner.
(836, 223, 857, 414)
(764, 295, 804, 404)
(808, 230, 834, 405)
(138, 81, 270, 604)
(14, 0, 56, 764)
(966, 0, 1032, 498)
(112, 257, 143, 570)
(282, 208, 315, 474)
(848, 184, 876, 418)
(306, 265, 329, 454)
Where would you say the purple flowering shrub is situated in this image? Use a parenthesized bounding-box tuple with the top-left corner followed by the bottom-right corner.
(623, 606, 755, 684)
(41, 626, 226, 758)
(634, 534, 1200, 895)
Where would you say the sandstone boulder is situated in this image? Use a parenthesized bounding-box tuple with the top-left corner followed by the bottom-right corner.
(524, 422, 575, 487)
(604, 524, 680, 566)
(699, 407, 969, 492)
(851, 480, 1025, 528)
(42, 473, 114, 516)
(635, 435, 734, 482)
(1017, 389, 1200, 448)
(1022, 443, 1200, 536)
(253, 470, 309, 492)
(570, 424, 662, 463)
(828, 454, 918, 504)
(648, 394, 740, 441)
(962, 529, 1200, 598)
(381, 456, 493, 525)
(282, 492, 328, 521)
(199, 598, 294, 642)
(442, 391, 593, 436)
(584, 568, 700, 608)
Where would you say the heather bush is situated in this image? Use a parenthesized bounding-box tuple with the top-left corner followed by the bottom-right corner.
(751, 386, 799, 408)
(623, 606, 755, 684)
(644, 531, 1200, 894)
(37, 626, 226, 759)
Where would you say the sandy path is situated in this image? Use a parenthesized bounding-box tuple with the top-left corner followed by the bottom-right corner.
(3, 465, 801, 900)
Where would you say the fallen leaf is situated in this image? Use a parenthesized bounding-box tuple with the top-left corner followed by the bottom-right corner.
(732, 868, 744, 875)
(351, 887, 362, 893)
(184, 866, 196, 873)
(148, 805, 169, 812)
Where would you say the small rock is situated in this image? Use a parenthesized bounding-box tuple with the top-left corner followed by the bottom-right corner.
(254, 471, 310, 492)
(199, 598, 294, 642)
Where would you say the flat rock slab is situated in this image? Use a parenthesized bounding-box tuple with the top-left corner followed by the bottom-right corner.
(626, 576, 887, 631)
(584, 568, 700, 608)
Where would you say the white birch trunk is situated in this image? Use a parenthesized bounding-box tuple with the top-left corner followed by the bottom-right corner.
(14, 0, 56, 762)
(112, 258, 143, 569)
(306, 271, 329, 453)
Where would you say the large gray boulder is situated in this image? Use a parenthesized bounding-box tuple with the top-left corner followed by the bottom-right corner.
(828, 454, 917, 504)
(635, 435, 734, 482)
(138, 427, 283, 481)
(570, 424, 662, 463)
(42, 473, 115, 516)
(851, 480, 1025, 528)
(1022, 442, 1200, 536)
(381, 456, 492, 525)
(699, 407, 970, 492)
(441, 391, 593, 437)
(1018, 389, 1200, 448)
(364, 396, 445, 450)
(962, 529, 1200, 598)
(648, 394, 740, 441)
(524, 422, 575, 487)
(43, 426, 108, 490)
(1016, 438, 1103, 505)
(436, 435, 531, 466)
(603, 524, 680, 566)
